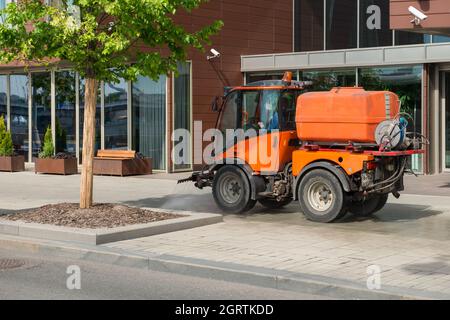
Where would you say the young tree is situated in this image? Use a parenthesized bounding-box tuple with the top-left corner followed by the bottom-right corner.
(0, 0, 222, 208)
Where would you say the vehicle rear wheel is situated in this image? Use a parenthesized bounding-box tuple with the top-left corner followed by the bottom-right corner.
(258, 198, 292, 209)
(349, 194, 389, 217)
(298, 169, 348, 223)
(213, 166, 256, 214)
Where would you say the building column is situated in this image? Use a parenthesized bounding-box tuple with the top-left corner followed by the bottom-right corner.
(428, 64, 442, 174)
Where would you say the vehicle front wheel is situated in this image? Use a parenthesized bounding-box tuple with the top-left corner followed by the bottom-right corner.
(349, 194, 389, 217)
(212, 166, 256, 214)
(258, 198, 292, 209)
(298, 169, 348, 223)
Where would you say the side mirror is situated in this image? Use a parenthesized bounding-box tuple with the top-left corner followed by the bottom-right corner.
(211, 96, 223, 112)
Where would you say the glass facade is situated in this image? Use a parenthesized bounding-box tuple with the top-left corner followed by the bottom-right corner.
(31, 72, 52, 161)
(173, 62, 192, 171)
(301, 69, 356, 91)
(10, 74, 28, 158)
(294, 0, 324, 52)
(359, 0, 392, 48)
(326, 0, 357, 50)
(104, 78, 128, 150)
(55, 70, 76, 155)
(359, 65, 423, 172)
(294, 0, 449, 52)
(0, 68, 182, 171)
(446, 73, 450, 169)
(132, 75, 167, 171)
(0, 75, 6, 125)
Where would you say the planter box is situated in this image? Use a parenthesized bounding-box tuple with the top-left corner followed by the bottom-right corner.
(93, 157, 152, 176)
(0, 156, 25, 172)
(35, 158, 78, 175)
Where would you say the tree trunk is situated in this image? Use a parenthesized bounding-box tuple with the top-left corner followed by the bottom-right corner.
(80, 78, 98, 209)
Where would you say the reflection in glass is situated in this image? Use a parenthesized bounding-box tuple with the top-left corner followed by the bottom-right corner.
(301, 69, 356, 91)
(104, 78, 128, 150)
(326, 0, 357, 50)
(433, 35, 450, 43)
(173, 62, 191, 171)
(294, 0, 324, 52)
(55, 71, 76, 155)
(79, 78, 101, 162)
(132, 75, 166, 170)
(10, 74, 28, 158)
(0, 75, 6, 125)
(395, 31, 431, 45)
(31, 72, 52, 161)
(359, 65, 423, 172)
(359, 0, 392, 48)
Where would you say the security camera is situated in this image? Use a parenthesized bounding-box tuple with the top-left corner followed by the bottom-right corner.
(408, 6, 428, 25)
(207, 48, 221, 60)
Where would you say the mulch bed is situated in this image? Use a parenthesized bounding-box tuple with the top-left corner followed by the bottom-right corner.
(1, 203, 186, 229)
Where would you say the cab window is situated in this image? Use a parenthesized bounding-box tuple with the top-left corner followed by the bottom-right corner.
(279, 91, 298, 131)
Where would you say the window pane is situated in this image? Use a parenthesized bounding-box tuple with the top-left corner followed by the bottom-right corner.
(433, 35, 450, 43)
(55, 70, 76, 155)
(359, 0, 392, 48)
(242, 91, 260, 131)
(246, 72, 285, 84)
(0, 75, 6, 126)
(395, 31, 431, 45)
(219, 91, 239, 135)
(79, 78, 101, 162)
(301, 69, 356, 91)
(326, 0, 357, 50)
(104, 78, 128, 150)
(132, 75, 167, 171)
(359, 65, 423, 172)
(10, 74, 28, 158)
(294, 0, 324, 52)
(173, 62, 191, 171)
(31, 72, 51, 161)
(260, 90, 280, 130)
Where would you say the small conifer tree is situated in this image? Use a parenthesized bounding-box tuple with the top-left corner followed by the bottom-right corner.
(0, 131, 13, 156)
(39, 127, 55, 159)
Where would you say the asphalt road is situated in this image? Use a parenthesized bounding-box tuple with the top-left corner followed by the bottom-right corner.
(0, 249, 329, 300)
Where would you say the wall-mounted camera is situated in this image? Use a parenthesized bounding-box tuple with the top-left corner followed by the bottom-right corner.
(207, 49, 221, 61)
(408, 6, 428, 26)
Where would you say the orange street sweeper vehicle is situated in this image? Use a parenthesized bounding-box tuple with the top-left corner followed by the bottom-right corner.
(179, 72, 426, 223)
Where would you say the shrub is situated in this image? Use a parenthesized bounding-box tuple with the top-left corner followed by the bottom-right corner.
(0, 115, 6, 143)
(0, 131, 14, 157)
(39, 126, 55, 159)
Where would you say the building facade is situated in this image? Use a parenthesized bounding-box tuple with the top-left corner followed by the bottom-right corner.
(243, 0, 450, 174)
(1, 0, 449, 174)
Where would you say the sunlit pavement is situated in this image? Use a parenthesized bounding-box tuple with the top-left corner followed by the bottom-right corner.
(1, 171, 450, 297)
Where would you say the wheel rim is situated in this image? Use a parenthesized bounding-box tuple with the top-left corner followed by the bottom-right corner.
(307, 181, 334, 213)
(219, 174, 243, 204)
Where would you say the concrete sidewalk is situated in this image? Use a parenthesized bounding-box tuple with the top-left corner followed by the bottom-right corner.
(1, 171, 450, 299)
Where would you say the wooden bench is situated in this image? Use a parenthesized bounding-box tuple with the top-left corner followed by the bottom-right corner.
(93, 150, 152, 176)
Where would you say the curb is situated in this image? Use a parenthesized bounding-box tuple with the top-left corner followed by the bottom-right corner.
(0, 209, 223, 245)
(1, 234, 448, 300)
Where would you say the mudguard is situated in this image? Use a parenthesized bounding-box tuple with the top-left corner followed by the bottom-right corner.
(210, 161, 266, 201)
(293, 161, 353, 200)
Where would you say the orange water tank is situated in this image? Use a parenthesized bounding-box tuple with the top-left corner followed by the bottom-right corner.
(296, 87, 400, 143)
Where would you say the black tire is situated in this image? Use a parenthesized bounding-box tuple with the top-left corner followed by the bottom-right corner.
(349, 194, 389, 217)
(212, 166, 256, 214)
(298, 169, 348, 223)
(258, 198, 292, 209)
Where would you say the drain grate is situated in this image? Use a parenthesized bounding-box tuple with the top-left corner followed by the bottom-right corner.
(0, 259, 26, 270)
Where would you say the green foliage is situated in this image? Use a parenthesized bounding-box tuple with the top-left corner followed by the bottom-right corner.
(0, 115, 6, 143)
(0, 0, 223, 82)
(0, 131, 14, 157)
(0, 115, 14, 157)
(39, 126, 55, 159)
